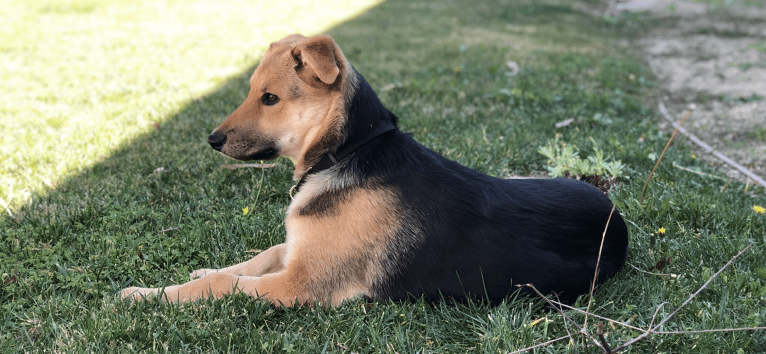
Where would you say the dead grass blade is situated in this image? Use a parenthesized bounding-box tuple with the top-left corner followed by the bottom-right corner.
(639, 107, 693, 205)
(626, 263, 676, 278)
(507, 334, 576, 354)
(658, 102, 766, 187)
(0, 195, 12, 217)
(513, 238, 759, 353)
(518, 283, 603, 350)
(611, 243, 755, 352)
(547, 301, 644, 332)
(584, 205, 616, 329)
(222, 163, 277, 169)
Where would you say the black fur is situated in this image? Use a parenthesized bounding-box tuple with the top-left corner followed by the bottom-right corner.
(299, 187, 354, 217)
(321, 72, 629, 304)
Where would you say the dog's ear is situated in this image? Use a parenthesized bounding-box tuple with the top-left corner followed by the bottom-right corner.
(292, 35, 340, 85)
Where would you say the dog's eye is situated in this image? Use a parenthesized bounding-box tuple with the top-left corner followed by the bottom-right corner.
(261, 93, 279, 106)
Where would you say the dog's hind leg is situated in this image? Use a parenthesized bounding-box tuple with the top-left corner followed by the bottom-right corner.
(189, 243, 287, 280)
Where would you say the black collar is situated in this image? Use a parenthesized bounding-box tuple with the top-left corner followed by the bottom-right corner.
(290, 71, 398, 197)
(291, 121, 397, 196)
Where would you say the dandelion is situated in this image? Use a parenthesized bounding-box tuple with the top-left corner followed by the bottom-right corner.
(243, 206, 250, 215)
(658, 227, 666, 235)
(754, 205, 765, 214)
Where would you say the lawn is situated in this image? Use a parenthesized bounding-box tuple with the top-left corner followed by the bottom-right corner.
(2, 0, 765, 352)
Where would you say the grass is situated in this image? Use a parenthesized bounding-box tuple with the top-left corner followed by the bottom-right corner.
(2, 0, 765, 352)
(0, 0, 384, 212)
(748, 127, 766, 141)
(692, 0, 766, 8)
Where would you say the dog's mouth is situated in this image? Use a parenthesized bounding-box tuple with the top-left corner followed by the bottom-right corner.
(220, 141, 279, 161)
(209, 132, 280, 161)
(243, 145, 279, 161)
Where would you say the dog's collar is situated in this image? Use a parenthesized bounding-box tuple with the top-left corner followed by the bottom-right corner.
(290, 121, 397, 198)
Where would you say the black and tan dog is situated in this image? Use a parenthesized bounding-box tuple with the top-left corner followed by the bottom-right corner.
(121, 34, 629, 306)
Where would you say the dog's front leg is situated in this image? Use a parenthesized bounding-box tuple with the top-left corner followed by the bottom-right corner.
(189, 243, 287, 280)
(120, 244, 289, 302)
(121, 272, 246, 302)
(121, 265, 312, 306)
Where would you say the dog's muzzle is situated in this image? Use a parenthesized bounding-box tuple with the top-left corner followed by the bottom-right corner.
(208, 132, 226, 151)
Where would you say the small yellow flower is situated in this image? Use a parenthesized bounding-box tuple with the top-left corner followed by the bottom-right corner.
(242, 206, 249, 215)
(691, 154, 696, 159)
(658, 227, 666, 235)
(754, 205, 765, 214)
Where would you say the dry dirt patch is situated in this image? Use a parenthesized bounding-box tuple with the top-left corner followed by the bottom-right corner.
(615, 0, 766, 183)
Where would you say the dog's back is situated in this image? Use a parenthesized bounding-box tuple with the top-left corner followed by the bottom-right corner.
(328, 120, 629, 304)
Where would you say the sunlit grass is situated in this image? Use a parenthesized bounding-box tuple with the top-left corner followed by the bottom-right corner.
(0, 0, 383, 212)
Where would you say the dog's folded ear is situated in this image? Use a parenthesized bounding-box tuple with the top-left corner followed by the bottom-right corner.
(292, 35, 340, 85)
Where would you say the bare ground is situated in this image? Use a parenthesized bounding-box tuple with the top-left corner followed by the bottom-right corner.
(613, 0, 766, 183)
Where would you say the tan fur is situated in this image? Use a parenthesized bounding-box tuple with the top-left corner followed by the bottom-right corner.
(211, 34, 357, 179)
(121, 34, 391, 306)
(121, 185, 399, 306)
(286, 181, 400, 303)
(189, 243, 287, 279)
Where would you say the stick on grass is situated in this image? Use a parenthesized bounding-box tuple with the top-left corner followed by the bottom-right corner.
(583, 205, 616, 329)
(513, 239, 759, 353)
(611, 243, 755, 352)
(626, 263, 676, 278)
(507, 334, 575, 354)
(658, 102, 766, 187)
(221, 163, 277, 169)
(639, 107, 693, 205)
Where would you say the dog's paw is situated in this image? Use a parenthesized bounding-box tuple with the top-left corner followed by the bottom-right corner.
(120, 287, 142, 300)
(190, 268, 217, 280)
(121, 286, 159, 301)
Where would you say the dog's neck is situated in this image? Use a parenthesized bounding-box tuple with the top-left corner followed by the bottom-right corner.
(295, 72, 397, 186)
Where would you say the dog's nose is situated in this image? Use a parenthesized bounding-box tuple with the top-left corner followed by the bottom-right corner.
(208, 132, 227, 151)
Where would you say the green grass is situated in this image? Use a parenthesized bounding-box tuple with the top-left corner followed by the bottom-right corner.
(0, 0, 384, 212)
(748, 127, 766, 141)
(2, 0, 766, 352)
(692, 0, 766, 8)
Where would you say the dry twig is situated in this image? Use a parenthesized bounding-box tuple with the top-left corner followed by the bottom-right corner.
(0, 195, 12, 217)
(517, 283, 604, 350)
(626, 263, 676, 278)
(647, 302, 670, 330)
(584, 205, 616, 329)
(547, 302, 644, 332)
(640, 107, 693, 205)
(222, 163, 277, 169)
(513, 243, 759, 353)
(658, 102, 766, 187)
(654, 327, 766, 335)
(552, 292, 576, 346)
(671, 162, 726, 181)
(507, 334, 575, 354)
(597, 322, 613, 354)
(611, 243, 755, 352)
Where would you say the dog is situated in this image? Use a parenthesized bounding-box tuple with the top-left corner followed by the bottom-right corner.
(121, 34, 629, 306)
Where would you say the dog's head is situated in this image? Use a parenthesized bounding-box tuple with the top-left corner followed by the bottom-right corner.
(209, 34, 357, 177)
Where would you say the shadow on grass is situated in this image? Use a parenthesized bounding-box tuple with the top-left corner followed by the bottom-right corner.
(10, 0, 621, 222)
